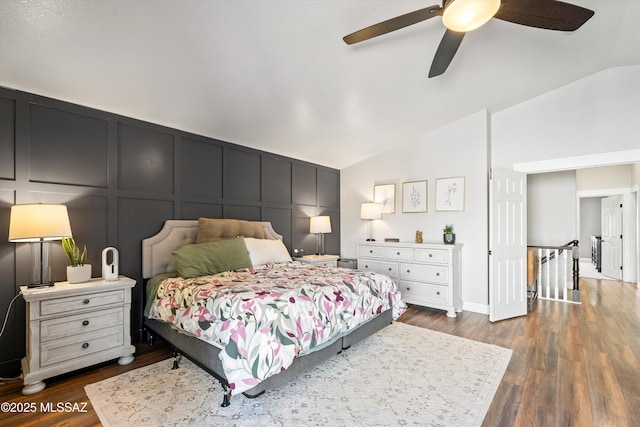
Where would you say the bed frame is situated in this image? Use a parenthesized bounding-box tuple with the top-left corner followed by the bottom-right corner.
(142, 220, 393, 406)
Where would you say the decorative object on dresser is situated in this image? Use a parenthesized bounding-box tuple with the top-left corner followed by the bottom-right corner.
(102, 247, 119, 281)
(295, 254, 340, 267)
(443, 224, 456, 244)
(415, 230, 423, 243)
(402, 180, 427, 213)
(309, 215, 331, 255)
(360, 202, 382, 241)
(8, 204, 73, 288)
(373, 183, 396, 214)
(62, 237, 91, 284)
(358, 240, 462, 317)
(20, 277, 136, 395)
(435, 176, 466, 211)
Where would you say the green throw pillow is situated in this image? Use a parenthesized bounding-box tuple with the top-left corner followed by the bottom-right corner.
(172, 237, 252, 278)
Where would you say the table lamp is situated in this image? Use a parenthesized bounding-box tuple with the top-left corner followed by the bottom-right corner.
(360, 203, 382, 241)
(9, 204, 72, 288)
(310, 216, 331, 255)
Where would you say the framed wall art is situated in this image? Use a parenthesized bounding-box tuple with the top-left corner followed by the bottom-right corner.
(374, 183, 396, 214)
(435, 176, 465, 211)
(402, 180, 427, 213)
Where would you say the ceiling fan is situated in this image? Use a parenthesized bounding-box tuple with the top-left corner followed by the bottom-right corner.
(343, 0, 595, 78)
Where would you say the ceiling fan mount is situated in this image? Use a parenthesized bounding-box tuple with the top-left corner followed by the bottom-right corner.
(343, 0, 595, 78)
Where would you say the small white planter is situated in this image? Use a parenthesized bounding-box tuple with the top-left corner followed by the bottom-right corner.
(67, 264, 92, 284)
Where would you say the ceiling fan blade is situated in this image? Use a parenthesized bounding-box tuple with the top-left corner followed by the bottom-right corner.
(495, 0, 594, 31)
(343, 5, 443, 45)
(429, 30, 465, 78)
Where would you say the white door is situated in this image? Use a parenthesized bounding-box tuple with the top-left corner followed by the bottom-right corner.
(601, 195, 622, 279)
(489, 168, 527, 322)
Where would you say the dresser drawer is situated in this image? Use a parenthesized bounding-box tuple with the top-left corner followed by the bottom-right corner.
(414, 248, 449, 263)
(384, 247, 413, 261)
(400, 281, 448, 302)
(358, 245, 385, 258)
(399, 263, 448, 284)
(40, 326, 124, 367)
(358, 259, 398, 277)
(40, 289, 126, 317)
(40, 307, 125, 342)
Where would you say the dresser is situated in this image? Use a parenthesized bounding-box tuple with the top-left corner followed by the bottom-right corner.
(357, 241, 462, 317)
(20, 277, 136, 395)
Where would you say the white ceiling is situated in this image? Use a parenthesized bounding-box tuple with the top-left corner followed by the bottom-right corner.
(1, 0, 639, 169)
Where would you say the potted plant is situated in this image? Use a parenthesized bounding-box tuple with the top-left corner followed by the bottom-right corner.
(62, 237, 91, 283)
(443, 224, 455, 245)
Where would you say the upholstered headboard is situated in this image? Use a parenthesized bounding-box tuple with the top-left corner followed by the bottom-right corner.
(142, 219, 283, 279)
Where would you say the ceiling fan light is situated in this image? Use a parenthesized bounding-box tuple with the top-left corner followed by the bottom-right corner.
(443, 0, 501, 32)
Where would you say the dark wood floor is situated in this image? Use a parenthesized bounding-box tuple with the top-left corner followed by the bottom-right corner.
(1, 275, 638, 426)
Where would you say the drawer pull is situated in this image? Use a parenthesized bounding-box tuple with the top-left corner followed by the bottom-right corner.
(397, 252, 400, 255)
(388, 268, 392, 271)
(82, 320, 90, 326)
(83, 299, 90, 305)
(436, 291, 440, 295)
(369, 250, 373, 253)
(406, 287, 411, 291)
(436, 273, 440, 276)
(82, 343, 89, 349)
(365, 265, 369, 268)
(406, 269, 411, 273)
(429, 254, 433, 257)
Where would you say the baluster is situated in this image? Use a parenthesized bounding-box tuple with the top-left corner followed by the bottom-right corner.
(537, 248, 543, 299)
(562, 249, 568, 301)
(553, 249, 560, 299)
(545, 248, 551, 300)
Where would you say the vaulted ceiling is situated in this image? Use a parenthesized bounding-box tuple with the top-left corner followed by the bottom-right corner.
(1, 1, 639, 169)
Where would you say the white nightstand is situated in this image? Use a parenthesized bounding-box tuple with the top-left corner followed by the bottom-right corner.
(295, 254, 340, 267)
(20, 276, 136, 395)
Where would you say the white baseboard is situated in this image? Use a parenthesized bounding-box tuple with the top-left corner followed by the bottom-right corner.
(462, 301, 489, 315)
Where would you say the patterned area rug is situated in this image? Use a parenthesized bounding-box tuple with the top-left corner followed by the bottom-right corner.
(85, 322, 511, 427)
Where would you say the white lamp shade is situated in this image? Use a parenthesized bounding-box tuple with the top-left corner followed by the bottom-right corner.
(360, 203, 382, 220)
(442, 0, 501, 32)
(8, 204, 72, 242)
(310, 216, 331, 234)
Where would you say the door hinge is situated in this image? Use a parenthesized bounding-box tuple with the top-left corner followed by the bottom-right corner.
(620, 265, 623, 270)
(620, 203, 623, 208)
(489, 250, 492, 256)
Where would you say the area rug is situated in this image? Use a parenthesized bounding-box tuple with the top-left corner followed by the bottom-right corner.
(85, 322, 511, 427)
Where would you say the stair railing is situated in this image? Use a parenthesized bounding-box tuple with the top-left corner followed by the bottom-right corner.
(528, 240, 580, 303)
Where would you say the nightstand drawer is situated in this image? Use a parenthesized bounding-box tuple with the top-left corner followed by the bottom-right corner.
(40, 326, 124, 367)
(400, 281, 448, 302)
(40, 307, 125, 342)
(400, 263, 448, 284)
(40, 289, 126, 316)
(359, 259, 398, 277)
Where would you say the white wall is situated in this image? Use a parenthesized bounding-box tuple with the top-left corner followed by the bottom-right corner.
(579, 197, 602, 259)
(576, 165, 634, 192)
(492, 65, 640, 169)
(341, 111, 489, 310)
(527, 171, 577, 246)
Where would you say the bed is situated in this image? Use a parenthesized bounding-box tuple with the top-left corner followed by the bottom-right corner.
(142, 218, 405, 406)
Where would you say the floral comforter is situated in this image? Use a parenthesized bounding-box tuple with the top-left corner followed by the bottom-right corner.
(147, 262, 405, 395)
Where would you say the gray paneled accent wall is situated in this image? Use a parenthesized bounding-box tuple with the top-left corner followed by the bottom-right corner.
(0, 87, 340, 376)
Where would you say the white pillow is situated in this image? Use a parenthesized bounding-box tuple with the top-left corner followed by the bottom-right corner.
(244, 238, 293, 266)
